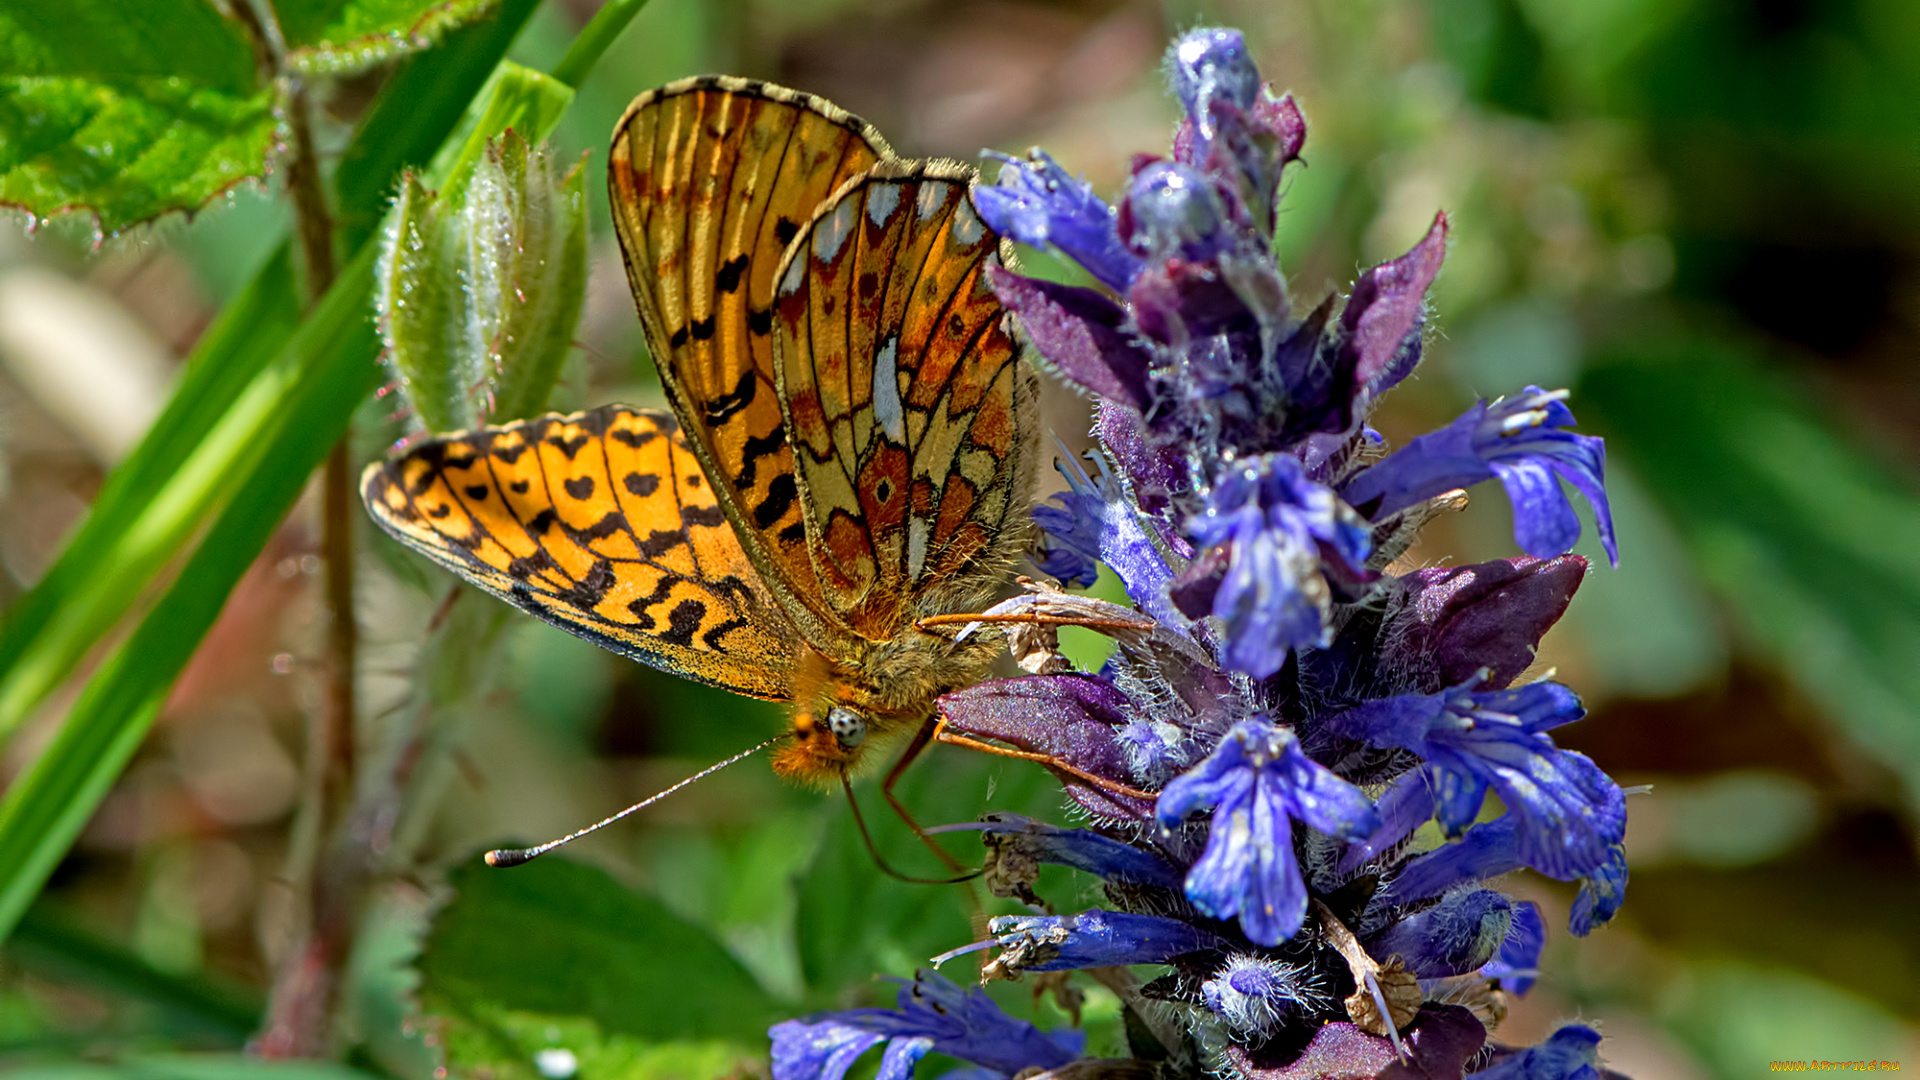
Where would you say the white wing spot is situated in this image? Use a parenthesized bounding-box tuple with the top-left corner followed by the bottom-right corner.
(778, 253, 807, 297)
(814, 197, 858, 262)
(907, 515, 931, 578)
(866, 183, 900, 227)
(873, 336, 905, 443)
(917, 182, 951, 220)
(950, 200, 984, 245)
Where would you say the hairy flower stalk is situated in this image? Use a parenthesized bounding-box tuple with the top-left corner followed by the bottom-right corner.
(774, 26, 1627, 1080)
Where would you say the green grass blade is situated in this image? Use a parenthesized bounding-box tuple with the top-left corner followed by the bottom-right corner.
(549, 0, 655, 89)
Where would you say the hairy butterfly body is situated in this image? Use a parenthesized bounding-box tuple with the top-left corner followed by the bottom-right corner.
(363, 76, 1038, 786)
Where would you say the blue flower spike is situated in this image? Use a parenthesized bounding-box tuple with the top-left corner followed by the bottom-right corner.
(776, 20, 1631, 1072)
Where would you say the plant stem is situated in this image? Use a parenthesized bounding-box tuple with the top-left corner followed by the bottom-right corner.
(257, 63, 364, 1058)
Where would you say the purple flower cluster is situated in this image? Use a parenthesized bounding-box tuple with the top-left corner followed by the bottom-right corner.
(772, 26, 1627, 1080)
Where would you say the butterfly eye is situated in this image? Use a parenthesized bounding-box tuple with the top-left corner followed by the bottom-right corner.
(826, 706, 867, 749)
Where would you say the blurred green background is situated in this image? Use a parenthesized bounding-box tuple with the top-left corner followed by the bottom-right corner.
(2, 0, 1919, 1077)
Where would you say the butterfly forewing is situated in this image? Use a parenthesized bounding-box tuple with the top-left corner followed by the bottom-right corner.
(772, 165, 1036, 641)
(361, 406, 795, 700)
(609, 76, 895, 649)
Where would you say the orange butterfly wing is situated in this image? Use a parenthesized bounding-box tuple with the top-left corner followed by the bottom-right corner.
(608, 75, 893, 652)
(771, 165, 1038, 642)
(360, 406, 795, 699)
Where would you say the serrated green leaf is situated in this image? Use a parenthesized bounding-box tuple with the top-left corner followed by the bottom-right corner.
(1581, 340, 1920, 811)
(420, 858, 781, 1046)
(280, 0, 502, 78)
(0, 3, 273, 233)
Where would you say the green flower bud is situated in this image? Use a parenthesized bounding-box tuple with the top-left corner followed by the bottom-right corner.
(375, 129, 586, 434)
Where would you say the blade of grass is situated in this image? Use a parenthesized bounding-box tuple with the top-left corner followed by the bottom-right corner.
(550, 0, 656, 89)
(0, 66, 578, 946)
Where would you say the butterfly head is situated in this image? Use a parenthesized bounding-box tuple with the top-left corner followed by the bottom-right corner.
(774, 702, 874, 784)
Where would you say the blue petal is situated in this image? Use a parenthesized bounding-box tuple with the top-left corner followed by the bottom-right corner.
(1338, 768, 1437, 874)
(1471, 1025, 1603, 1080)
(1156, 739, 1254, 826)
(1191, 454, 1372, 678)
(876, 1038, 934, 1080)
(984, 909, 1225, 970)
(1425, 751, 1493, 836)
(975, 151, 1141, 291)
(1170, 28, 1260, 136)
(1159, 721, 1375, 945)
(1121, 160, 1233, 264)
(1037, 451, 1185, 627)
(1489, 456, 1582, 558)
(1273, 735, 1381, 840)
(971, 815, 1185, 890)
(770, 1020, 887, 1080)
(1569, 843, 1628, 937)
(1369, 888, 1512, 978)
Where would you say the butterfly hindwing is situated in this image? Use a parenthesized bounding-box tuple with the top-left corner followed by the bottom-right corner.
(361, 406, 796, 700)
(608, 75, 894, 651)
(772, 165, 1037, 640)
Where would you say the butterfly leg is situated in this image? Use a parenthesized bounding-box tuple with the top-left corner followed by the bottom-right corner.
(880, 717, 970, 875)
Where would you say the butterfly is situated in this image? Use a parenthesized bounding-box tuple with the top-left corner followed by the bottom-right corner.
(361, 76, 1038, 789)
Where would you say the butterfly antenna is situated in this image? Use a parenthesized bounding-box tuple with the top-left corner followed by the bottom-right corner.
(485, 734, 785, 867)
(839, 770, 980, 886)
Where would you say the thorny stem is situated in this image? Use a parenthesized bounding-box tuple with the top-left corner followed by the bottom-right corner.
(249, 10, 363, 1053)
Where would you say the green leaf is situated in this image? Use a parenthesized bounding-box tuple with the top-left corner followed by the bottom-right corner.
(420, 858, 781, 1051)
(0, 2, 274, 232)
(1581, 340, 1920, 812)
(279, 0, 503, 78)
